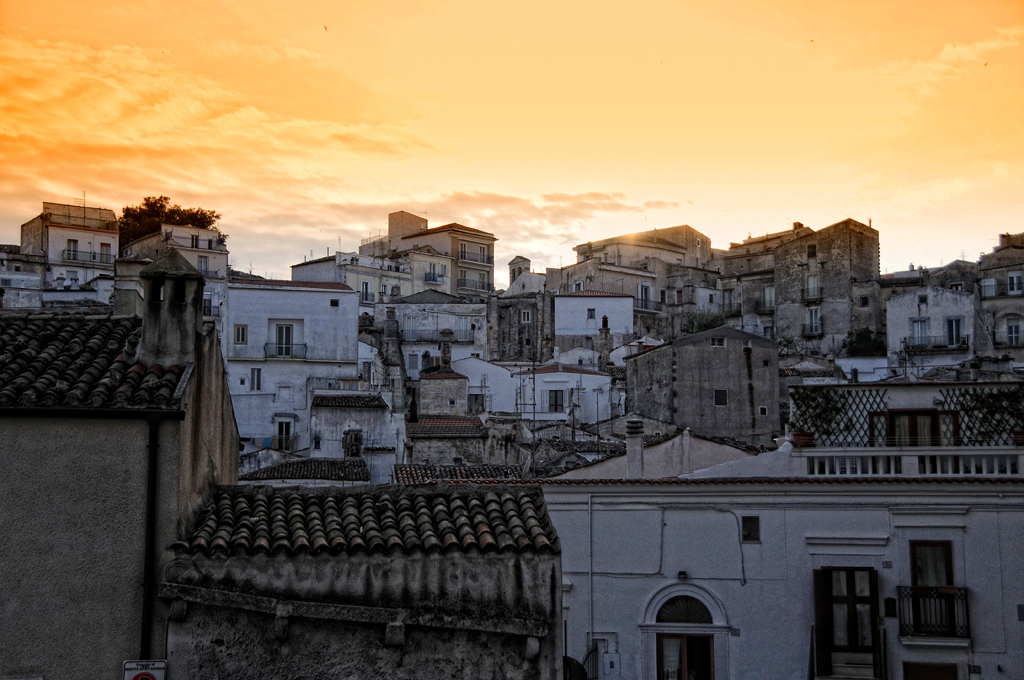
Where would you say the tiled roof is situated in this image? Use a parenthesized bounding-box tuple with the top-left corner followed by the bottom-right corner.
(394, 464, 522, 485)
(462, 476, 1024, 486)
(311, 394, 389, 408)
(407, 415, 486, 438)
(173, 484, 558, 556)
(513, 364, 607, 377)
(542, 439, 626, 454)
(0, 314, 184, 409)
(419, 368, 468, 380)
(240, 458, 370, 482)
(555, 291, 632, 297)
(401, 223, 496, 239)
(228, 278, 353, 291)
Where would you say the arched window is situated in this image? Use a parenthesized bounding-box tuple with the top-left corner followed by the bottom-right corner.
(656, 596, 713, 624)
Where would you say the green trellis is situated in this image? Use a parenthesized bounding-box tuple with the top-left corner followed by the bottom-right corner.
(790, 387, 888, 447)
(940, 386, 1024, 447)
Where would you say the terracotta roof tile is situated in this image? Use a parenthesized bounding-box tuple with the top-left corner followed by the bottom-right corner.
(400, 223, 496, 239)
(513, 364, 608, 377)
(394, 464, 522, 485)
(173, 484, 558, 557)
(406, 415, 486, 438)
(310, 394, 389, 408)
(240, 458, 371, 482)
(555, 291, 632, 297)
(0, 314, 183, 409)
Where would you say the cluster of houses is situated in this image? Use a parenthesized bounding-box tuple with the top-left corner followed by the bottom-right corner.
(1, 201, 1023, 680)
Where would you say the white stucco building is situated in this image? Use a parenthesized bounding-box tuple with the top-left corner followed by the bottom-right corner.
(224, 278, 360, 455)
(539, 380, 1024, 680)
(513, 364, 617, 424)
(553, 292, 634, 355)
(886, 286, 990, 377)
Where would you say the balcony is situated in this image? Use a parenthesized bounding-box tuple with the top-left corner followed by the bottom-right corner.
(359, 291, 376, 303)
(61, 249, 114, 265)
(198, 268, 220, 278)
(458, 251, 494, 264)
(457, 278, 493, 292)
(897, 586, 970, 639)
(723, 302, 742, 317)
(203, 305, 221, 318)
(802, 449, 1020, 479)
(802, 323, 823, 337)
(801, 288, 822, 303)
(754, 300, 775, 313)
(633, 297, 663, 312)
(169, 235, 227, 251)
(401, 329, 474, 343)
(423, 272, 445, 284)
(992, 331, 1023, 347)
(903, 335, 969, 353)
(270, 435, 297, 452)
(264, 343, 308, 359)
(980, 283, 1022, 298)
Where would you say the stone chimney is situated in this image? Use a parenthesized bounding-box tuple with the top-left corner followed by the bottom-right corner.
(138, 249, 204, 367)
(626, 417, 644, 479)
(439, 329, 454, 368)
(599, 315, 611, 371)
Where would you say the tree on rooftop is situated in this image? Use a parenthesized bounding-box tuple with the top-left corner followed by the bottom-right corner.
(676, 309, 727, 335)
(119, 196, 222, 246)
(841, 327, 886, 357)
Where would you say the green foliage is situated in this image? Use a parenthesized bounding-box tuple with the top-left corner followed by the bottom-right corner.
(789, 387, 850, 436)
(677, 309, 726, 335)
(943, 385, 1024, 445)
(119, 196, 222, 245)
(842, 327, 886, 357)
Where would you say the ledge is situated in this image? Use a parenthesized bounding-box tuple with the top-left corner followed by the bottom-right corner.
(899, 635, 971, 648)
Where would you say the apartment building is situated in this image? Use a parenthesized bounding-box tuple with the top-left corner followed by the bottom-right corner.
(292, 251, 412, 314)
(19, 201, 119, 297)
(0, 245, 45, 308)
(979, 232, 1024, 363)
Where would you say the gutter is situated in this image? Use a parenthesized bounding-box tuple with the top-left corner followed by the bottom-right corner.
(0, 406, 186, 658)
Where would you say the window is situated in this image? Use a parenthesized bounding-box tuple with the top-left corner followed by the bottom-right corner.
(807, 308, 820, 332)
(99, 243, 111, 262)
(407, 353, 419, 370)
(1009, 272, 1022, 294)
(763, 285, 775, 309)
(207, 238, 214, 249)
(759, 406, 768, 416)
(763, 325, 775, 339)
(330, 298, 339, 307)
(202, 294, 213, 316)
(239, 377, 245, 386)
(548, 389, 564, 413)
(871, 410, 959, 447)
(949, 283, 963, 292)
(805, 273, 820, 298)
(197, 255, 209, 274)
(313, 437, 321, 450)
(66, 239, 78, 257)
(380, 282, 387, 297)
(910, 541, 952, 587)
(524, 338, 531, 346)
(521, 310, 531, 323)
(710, 337, 724, 347)
(585, 337, 594, 350)
(708, 293, 715, 304)
(945, 318, 962, 346)
(249, 367, 262, 391)
(714, 389, 728, 406)
(807, 244, 817, 259)
(190, 234, 199, 248)
(660, 289, 666, 303)
(723, 289, 733, 306)
(860, 296, 869, 307)
(276, 324, 293, 357)
(1008, 321, 1022, 346)
(361, 281, 370, 300)
(910, 319, 928, 345)
(741, 516, 760, 542)
(573, 280, 584, 292)
(696, 239, 701, 247)
(453, 457, 464, 466)
(587, 308, 596, 320)
(918, 294, 928, 305)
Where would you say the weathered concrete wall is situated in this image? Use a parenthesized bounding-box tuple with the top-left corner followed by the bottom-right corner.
(408, 436, 486, 464)
(553, 433, 752, 479)
(310, 405, 401, 454)
(419, 376, 468, 416)
(0, 418, 149, 680)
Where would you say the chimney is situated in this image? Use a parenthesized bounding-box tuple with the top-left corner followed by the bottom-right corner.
(138, 249, 204, 367)
(969, 361, 980, 382)
(792, 222, 803, 230)
(626, 417, 644, 479)
(599, 315, 611, 371)
(439, 328, 454, 367)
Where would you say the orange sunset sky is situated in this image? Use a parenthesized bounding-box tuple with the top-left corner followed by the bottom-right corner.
(1, 0, 1021, 286)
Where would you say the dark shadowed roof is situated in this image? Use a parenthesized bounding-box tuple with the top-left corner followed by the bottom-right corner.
(513, 364, 607, 377)
(311, 394, 389, 408)
(229, 278, 353, 291)
(0, 314, 185, 409)
(240, 457, 370, 482)
(419, 368, 469, 380)
(400, 222, 496, 240)
(394, 464, 522, 485)
(407, 415, 486, 438)
(173, 484, 558, 556)
(392, 289, 470, 304)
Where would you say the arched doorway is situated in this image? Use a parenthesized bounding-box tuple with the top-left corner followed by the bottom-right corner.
(640, 586, 730, 680)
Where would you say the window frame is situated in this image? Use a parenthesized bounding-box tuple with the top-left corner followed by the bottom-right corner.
(713, 389, 728, 406)
(249, 367, 262, 392)
(233, 324, 248, 345)
(909, 540, 953, 587)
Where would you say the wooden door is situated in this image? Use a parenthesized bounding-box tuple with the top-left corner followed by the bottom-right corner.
(656, 635, 714, 680)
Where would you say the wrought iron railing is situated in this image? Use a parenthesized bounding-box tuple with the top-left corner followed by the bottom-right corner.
(723, 302, 742, 316)
(169, 235, 226, 251)
(802, 323, 823, 337)
(897, 586, 969, 638)
(198, 268, 220, 278)
(633, 297, 662, 311)
(754, 300, 775, 313)
(424, 272, 445, 283)
(802, 288, 822, 303)
(903, 335, 969, 351)
(61, 249, 114, 264)
(458, 251, 494, 264)
(359, 291, 376, 303)
(457, 278, 493, 291)
(270, 435, 297, 452)
(264, 343, 308, 359)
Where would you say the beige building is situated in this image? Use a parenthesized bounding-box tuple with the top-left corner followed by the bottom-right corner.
(20, 201, 119, 293)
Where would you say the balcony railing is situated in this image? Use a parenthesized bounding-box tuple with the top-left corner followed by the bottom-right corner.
(457, 251, 494, 264)
(903, 335, 969, 352)
(723, 302, 742, 316)
(754, 300, 775, 313)
(61, 250, 114, 265)
(633, 297, 663, 312)
(424, 272, 445, 284)
(457, 278, 493, 292)
(980, 283, 1022, 298)
(801, 288, 822, 303)
(803, 450, 1020, 478)
(198, 268, 220, 278)
(992, 331, 1023, 347)
(270, 435, 297, 452)
(401, 329, 474, 343)
(359, 291, 376, 303)
(897, 586, 970, 638)
(264, 343, 308, 359)
(169, 236, 227, 251)
(203, 305, 221, 317)
(802, 323, 823, 337)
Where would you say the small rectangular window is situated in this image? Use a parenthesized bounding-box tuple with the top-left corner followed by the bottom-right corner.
(860, 296, 869, 307)
(330, 298, 339, 307)
(918, 295, 928, 305)
(587, 308, 596, 320)
(522, 310, 532, 323)
(806, 244, 817, 259)
(313, 437, 321, 450)
(234, 325, 248, 344)
(741, 516, 760, 542)
(759, 406, 768, 416)
(407, 353, 419, 370)
(710, 337, 724, 347)
(714, 389, 728, 406)
(249, 367, 262, 392)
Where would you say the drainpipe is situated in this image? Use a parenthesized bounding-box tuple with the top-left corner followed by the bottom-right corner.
(714, 505, 748, 585)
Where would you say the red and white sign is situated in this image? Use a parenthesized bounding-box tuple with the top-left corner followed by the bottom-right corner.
(123, 660, 166, 680)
